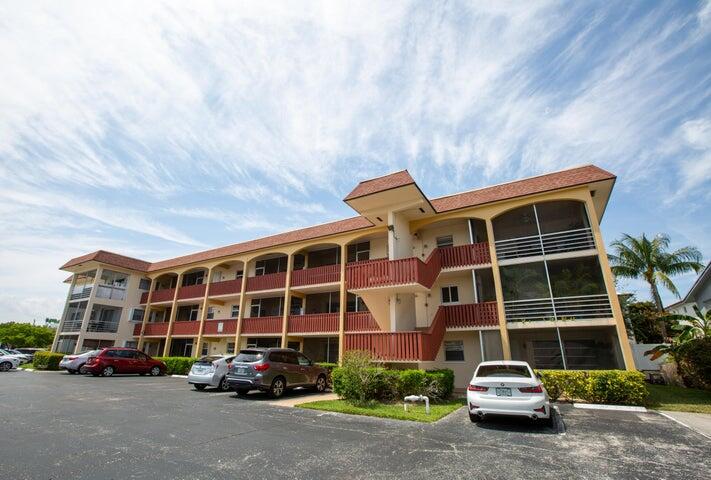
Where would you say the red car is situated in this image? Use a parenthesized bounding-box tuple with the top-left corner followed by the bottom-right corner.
(83, 348, 166, 377)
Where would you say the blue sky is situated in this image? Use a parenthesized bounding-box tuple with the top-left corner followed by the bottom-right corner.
(0, 1, 709, 323)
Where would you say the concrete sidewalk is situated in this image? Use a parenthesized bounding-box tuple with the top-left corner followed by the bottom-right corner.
(660, 411, 711, 439)
(268, 391, 339, 407)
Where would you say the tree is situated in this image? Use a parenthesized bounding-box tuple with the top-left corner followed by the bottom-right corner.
(0, 322, 56, 348)
(608, 233, 703, 312)
(665, 306, 711, 342)
(623, 300, 669, 343)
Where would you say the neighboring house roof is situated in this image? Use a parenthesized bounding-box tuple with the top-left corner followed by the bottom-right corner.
(343, 170, 416, 200)
(665, 261, 711, 310)
(61, 164, 615, 274)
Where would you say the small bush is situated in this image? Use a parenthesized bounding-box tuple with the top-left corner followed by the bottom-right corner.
(537, 369, 647, 405)
(332, 351, 454, 405)
(154, 356, 195, 375)
(673, 338, 711, 390)
(33, 351, 64, 370)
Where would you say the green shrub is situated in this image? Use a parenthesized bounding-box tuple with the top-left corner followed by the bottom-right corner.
(32, 351, 64, 370)
(154, 356, 196, 375)
(673, 338, 711, 390)
(332, 351, 454, 405)
(537, 369, 647, 405)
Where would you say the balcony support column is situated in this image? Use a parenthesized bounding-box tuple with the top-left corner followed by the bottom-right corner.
(195, 267, 215, 358)
(234, 259, 250, 351)
(136, 278, 155, 351)
(338, 244, 347, 363)
(74, 267, 102, 354)
(485, 220, 511, 360)
(281, 254, 295, 348)
(584, 195, 636, 370)
(162, 273, 184, 357)
(52, 273, 78, 352)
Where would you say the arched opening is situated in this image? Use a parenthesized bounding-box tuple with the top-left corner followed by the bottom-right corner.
(181, 267, 208, 287)
(413, 217, 488, 261)
(153, 272, 178, 291)
(211, 260, 245, 283)
(293, 243, 341, 270)
(345, 232, 388, 263)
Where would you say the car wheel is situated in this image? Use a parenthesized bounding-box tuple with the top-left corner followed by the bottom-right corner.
(150, 366, 161, 376)
(194, 384, 206, 391)
(219, 376, 230, 392)
(469, 412, 482, 423)
(269, 377, 286, 398)
(314, 374, 327, 393)
(102, 366, 115, 377)
(79, 366, 87, 374)
(0, 361, 11, 372)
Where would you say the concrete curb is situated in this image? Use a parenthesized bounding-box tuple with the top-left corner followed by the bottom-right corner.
(171, 374, 188, 378)
(573, 403, 647, 412)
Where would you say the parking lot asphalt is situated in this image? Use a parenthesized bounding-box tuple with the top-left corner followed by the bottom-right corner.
(2, 370, 710, 480)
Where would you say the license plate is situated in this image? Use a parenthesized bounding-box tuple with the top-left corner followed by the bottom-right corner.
(495, 387, 512, 397)
(237, 367, 246, 374)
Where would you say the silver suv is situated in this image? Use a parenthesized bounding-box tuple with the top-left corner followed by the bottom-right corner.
(226, 348, 328, 398)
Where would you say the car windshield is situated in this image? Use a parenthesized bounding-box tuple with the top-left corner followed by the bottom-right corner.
(234, 350, 264, 363)
(476, 365, 532, 378)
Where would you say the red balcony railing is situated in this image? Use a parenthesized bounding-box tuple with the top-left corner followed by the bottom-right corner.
(133, 323, 141, 336)
(245, 272, 287, 292)
(140, 292, 149, 304)
(171, 321, 200, 336)
(240, 316, 283, 334)
(346, 243, 489, 291)
(288, 313, 339, 333)
(142, 322, 169, 336)
(291, 264, 340, 287)
(177, 283, 206, 300)
(439, 243, 491, 268)
(344, 307, 446, 362)
(345, 312, 380, 332)
(443, 302, 499, 328)
(209, 278, 242, 296)
(203, 319, 237, 336)
(150, 288, 176, 303)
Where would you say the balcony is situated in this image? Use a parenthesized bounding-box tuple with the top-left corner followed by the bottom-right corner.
(240, 316, 283, 334)
(288, 313, 339, 333)
(345, 312, 380, 332)
(141, 323, 169, 336)
(95, 284, 126, 301)
(245, 272, 287, 292)
(504, 294, 613, 322)
(171, 321, 200, 336)
(69, 286, 92, 301)
(177, 283, 206, 300)
(61, 318, 83, 333)
(291, 264, 340, 287)
(141, 288, 176, 304)
(203, 319, 237, 336)
(344, 306, 446, 362)
(495, 227, 596, 260)
(346, 243, 490, 291)
(442, 302, 499, 328)
(209, 278, 242, 297)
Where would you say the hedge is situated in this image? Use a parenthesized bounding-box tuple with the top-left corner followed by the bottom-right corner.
(537, 370, 647, 405)
(32, 351, 65, 370)
(673, 338, 711, 390)
(332, 351, 454, 405)
(153, 357, 196, 375)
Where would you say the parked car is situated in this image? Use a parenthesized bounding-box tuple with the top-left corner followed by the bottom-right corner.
(0, 354, 21, 371)
(83, 348, 167, 377)
(59, 350, 100, 374)
(467, 360, 552, 425)
(15, 348, 45, 360)
(0, 348, 31, 364)
(226, 348, 328, 398)
(188, 355, 235, 391)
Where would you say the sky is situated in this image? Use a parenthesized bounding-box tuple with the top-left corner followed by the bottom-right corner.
(0, 1, 710, 324)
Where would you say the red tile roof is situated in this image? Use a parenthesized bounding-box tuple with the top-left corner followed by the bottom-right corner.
(344, 170, 415, 201)
(60, 165, 615, 273)
(431, 165, 615, 212)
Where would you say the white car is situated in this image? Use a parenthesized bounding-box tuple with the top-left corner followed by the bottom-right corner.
(187, 355, 235, 391)
(0, 354, 21, 371)
(467, 360, 551, 425)
(0, 349, 31, 364)
(59, 350, 100, 374)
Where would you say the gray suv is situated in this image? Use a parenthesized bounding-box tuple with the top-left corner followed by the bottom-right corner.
(226, 348, 328, 398)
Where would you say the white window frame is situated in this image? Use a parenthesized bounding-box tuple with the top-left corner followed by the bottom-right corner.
(189, 306, 199, 321)
(444, 340, 465, 362)
(441, 285, 460, 305)
(207, 307, 215, 320)
(231, 304, 240, 318)
(436, 235, 454, 248)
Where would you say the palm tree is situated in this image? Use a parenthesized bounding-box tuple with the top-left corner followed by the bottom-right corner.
(608, 233, 703, 312)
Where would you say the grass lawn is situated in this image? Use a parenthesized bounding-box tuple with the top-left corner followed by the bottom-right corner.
(18, 363, 34, 369)
(298, 398, 466, 423)
(646, 384, 711, 414)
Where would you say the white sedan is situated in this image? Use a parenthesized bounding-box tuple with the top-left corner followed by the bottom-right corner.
(0, 354, 21, 371)
(467, 360, 551, 425)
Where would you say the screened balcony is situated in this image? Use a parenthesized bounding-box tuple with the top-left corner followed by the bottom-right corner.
(493, 200, 596, 260)
(246, 254, 288, 292)
(291, 245, 341, 287)
(61, 301, 87, 332)
(94, 270, 128, 301)
(69, 270, 96, 300)
(85, 305, 122, 333)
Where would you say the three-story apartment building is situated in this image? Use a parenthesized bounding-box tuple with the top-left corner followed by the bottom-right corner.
(53, 165, 635, 387)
